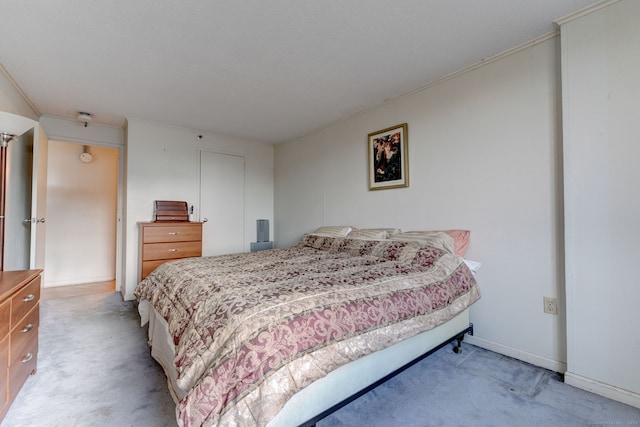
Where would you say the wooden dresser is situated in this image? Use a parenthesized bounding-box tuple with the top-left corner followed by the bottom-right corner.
(139, 222, 202, 280)
(0, 269, 41, 423)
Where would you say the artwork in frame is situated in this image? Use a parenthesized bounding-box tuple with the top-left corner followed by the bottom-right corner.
(368, 123, 409, 190)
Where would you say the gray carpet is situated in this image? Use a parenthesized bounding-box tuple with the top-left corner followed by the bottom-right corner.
(3, 292, 176, 427)
(3, 292, 639, 427)
(318, 343, 640, 427)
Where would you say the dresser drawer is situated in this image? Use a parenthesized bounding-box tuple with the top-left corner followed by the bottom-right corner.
(138, 222, 203, 282)
(0, 335, 8, 381)
(0, 335, 7, 413)
(8, 335, 37, 403)
(0, 300, 9, 339)
(10, 276, 40, 327)
(141, 260, 169, 280)
(142, 224, 202, 243)
(142, 241, 202, 262)
(0, 371, 7, 408)
(0, 269, 41, 424)
(10, 306, 39, 369)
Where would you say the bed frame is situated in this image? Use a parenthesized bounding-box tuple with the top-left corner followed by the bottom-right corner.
(298, 323, 473, 427)
(257, 308, 475, 427)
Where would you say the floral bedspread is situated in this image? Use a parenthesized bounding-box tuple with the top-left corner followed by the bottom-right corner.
(134, 235, 480, 427)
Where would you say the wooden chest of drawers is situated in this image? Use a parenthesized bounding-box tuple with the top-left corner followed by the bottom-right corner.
(0, 269, 41, 423)
(139, 222, 202, 280)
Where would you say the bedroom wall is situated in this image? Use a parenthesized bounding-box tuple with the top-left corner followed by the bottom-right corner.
(275, 36, 566, 371)
(560, 0, 640, 406)
(123, 119, 274, 299)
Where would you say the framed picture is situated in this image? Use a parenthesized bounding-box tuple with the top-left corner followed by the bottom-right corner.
(368, 123, 409, 190)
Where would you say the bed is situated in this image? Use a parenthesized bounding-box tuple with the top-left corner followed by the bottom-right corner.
(134, 231, 481, 427)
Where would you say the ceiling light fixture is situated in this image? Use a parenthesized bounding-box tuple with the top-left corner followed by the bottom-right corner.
(77, 112, 92, 127)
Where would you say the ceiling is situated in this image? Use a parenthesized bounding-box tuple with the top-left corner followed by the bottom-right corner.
(1, 0, 601, 144)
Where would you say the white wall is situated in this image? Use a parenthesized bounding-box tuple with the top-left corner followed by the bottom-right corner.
(560, 0, 640, 406)
(0, 66, 38, 120)
(275, 37, 566, 370)
(44, 141, 118, 287)
(123, 119, 274, 299)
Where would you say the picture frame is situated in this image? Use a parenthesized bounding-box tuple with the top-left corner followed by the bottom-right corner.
(367, 123, 409, 190)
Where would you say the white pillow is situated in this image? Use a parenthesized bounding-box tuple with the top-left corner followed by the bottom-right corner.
(347, 229, 389, 240)
(464, 259, 482, 277)
(365, 228, 401, 236)
(390, 231, 455, 254)
(310, 226, 353, 237)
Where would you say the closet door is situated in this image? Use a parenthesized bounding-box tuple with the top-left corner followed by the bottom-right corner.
(199, 151, 245, 256)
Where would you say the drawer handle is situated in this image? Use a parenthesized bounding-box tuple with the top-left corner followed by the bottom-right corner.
(168, 232, 180, 235)
(23, 294, 35, 302)
(168, 248, 179, 252)
(22, 353, 33, 363)
(21, 323, 34, 333)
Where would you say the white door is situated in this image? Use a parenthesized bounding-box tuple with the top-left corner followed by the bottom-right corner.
(30, 124, 48, 269)
(3, 130, 33, 270)
(199, 151, 245, 256)
(2, 124, 47, 271)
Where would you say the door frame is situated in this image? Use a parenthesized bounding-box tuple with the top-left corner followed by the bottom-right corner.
(30, 124, 48, 270)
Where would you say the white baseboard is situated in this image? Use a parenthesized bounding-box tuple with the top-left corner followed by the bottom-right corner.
(465, 336, 640, 409)
(464, 335, 567, 373)
(43, 276, 115, 288)
(564, 372, 640, 409)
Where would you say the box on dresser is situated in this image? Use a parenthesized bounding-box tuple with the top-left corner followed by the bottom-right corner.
(0, 269, 41, 423)
(153, 201, 189, 222)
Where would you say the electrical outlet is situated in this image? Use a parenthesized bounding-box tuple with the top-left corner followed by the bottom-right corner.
(543, 296, 558, 315)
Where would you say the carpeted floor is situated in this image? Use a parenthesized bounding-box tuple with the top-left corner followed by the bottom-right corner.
(318, 342, 640, 427)
(3, 292, 639, 427)
(3, 292, 176, 427)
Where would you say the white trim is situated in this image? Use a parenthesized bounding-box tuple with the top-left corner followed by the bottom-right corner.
(44, 275, 115, 288)
(0, 63, 40, 117)
(392, 32, 559, 100)
(39, 115, 124, 146)
(555, 0, 621, 25)
(464, 335, 567, 373)
(564, 372, 640, 409)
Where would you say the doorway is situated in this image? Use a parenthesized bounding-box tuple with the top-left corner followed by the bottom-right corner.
(43, 141, 119, 289)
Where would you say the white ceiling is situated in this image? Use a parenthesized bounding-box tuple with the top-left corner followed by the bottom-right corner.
(1, 0, 601, 144)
